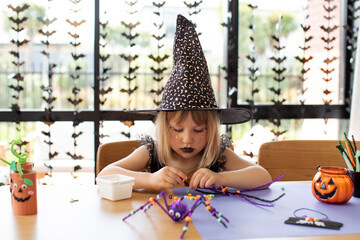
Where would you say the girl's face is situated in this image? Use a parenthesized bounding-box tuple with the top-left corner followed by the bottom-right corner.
(168, 113, 207, 161)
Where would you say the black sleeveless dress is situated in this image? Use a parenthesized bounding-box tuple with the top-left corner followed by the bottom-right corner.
(138, 135, 232, 173)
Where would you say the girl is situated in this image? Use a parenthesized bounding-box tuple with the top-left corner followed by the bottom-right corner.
(98, 110, 272, 190)
(98, 15, 272, 190)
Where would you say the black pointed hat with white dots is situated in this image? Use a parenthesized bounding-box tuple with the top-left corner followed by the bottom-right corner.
(128, 14, 253, 124)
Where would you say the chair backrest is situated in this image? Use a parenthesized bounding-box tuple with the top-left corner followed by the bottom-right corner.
(96, 140, 140, 176)
(258, 140, 359, 181)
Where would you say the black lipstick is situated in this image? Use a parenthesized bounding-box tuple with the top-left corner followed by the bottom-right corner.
(180, 147, 194, 153)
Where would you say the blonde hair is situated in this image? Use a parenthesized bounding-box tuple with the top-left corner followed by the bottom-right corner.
(155, 110, 221, 168)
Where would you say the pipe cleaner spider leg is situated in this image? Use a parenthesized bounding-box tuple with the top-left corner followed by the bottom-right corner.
(188, 174, 286, 207)
(123, 191, 174, 221)
(178, 195, 229, 239)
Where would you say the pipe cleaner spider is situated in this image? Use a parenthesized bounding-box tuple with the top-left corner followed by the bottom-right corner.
(188, 174, 286, 207)
(123, 191, 229, 239)
(123, 174, 285, 239)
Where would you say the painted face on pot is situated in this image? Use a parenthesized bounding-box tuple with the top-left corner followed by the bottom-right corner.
(11, 177, 35, 203)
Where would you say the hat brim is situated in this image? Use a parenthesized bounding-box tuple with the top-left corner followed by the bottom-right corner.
(124, 108, 253, 125)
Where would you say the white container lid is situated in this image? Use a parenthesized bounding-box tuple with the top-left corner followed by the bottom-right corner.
(96, 174, 135, 185)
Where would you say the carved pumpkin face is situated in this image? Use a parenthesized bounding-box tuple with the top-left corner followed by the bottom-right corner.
(312, 166, 354, 204)
(10, 170, 37, 215)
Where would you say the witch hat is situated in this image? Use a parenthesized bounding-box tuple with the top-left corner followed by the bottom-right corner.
(128, 14, 253, 124)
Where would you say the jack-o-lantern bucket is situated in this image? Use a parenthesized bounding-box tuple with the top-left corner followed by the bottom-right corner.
(312, 166, 354, 204)
(10, 169, 37, 215)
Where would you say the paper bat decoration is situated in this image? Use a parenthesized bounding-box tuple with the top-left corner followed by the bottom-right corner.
(66, 19, 86, 27)
(272, 67, 286, 75)
(9, 85, 24, 92)
(102, 67, 111, 74)
(321, 36, 336, 44)
(69, 0, 82, 4)
(150, 88, 164, 95)
(153, 76, 164, 82)
(121, 131, 131, 138)
(100, 54, 110, 61)
(125, 0, 138, 7)
(153, 1, 165, 8)
(323, 57, 337, 64)
(300, 24, 311, 32)
(120, 87, 138, 95)
(323, 5, 337, 12)
(70, 42, 81, 47)
(323, 77, 332, 82)
(11, 26, 24, 32)
(41, 40, 50, 46)
(152, 33, 166, 41)
(273, 76, 285, 82)
(248, 67, 259, 75)
(71, 53, 85, 60)
(149, 54, 169, 63)
(100, 21, 108, 28)
(270, 56, 287, 64)
(124, 75, 137, 81)
(189, 10, 201, 16)
(10, 39, 29, 47)
(71, 132, 83, 139)
(320, 25, 338, 33)
(10, 73, 23, 81)
(269, 87, 281, 95)
(121, 21, 140, 29)
(11, 61, 25, 67)
(271, 99, 286, 105)
(66, 152, 83, 160)
(184, 0, 203, 8)
(68, 32, 79, 39)
(249, 76, 258, 82)
(38, 17, 57, 26)
(67, 98, 83, 106)
(7, 4, 30, 13)
(97, 76, 109, 82)
(121, 32, 140, 41)
(99, 87, 113, 95)
(246, 55, 256, 63)
(9, 51, 19, 58)
(8, 17, 28, 25)
(153, 22, 164, 29)
(150, 67, 167, 74)
(320, 68, 335, 75)
(128, 66, 139, 74)
(42, 96, 57, 104)
(323, 89, 332, 95)
(295, 56, 313, 64)
(120, 54, 139, 62)
(49, 152, 59, 159)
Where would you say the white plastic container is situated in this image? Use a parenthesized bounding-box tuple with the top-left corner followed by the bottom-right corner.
(96, 174, 135, 201)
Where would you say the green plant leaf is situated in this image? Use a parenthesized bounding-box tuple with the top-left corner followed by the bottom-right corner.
(24, 178, 33, 186)
(10, 161, 16, 171)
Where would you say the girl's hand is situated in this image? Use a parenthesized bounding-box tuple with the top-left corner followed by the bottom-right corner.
(189, 168, 222, 189)
(150, 166, 188, 190)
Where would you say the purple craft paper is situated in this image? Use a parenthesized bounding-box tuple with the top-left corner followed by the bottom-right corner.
(173, 182, 360, 240)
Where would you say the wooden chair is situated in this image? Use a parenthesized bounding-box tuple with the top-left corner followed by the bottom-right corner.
(258, 140, 359, 181)
(96, 140, 140, 176)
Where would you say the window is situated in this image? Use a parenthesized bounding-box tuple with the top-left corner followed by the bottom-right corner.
(0, 0, 356, 183)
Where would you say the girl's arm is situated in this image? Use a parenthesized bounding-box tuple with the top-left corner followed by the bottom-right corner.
(97, 146, 187, 190)
(218, 147, 272, 189)
(189, 147, 272, 189)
